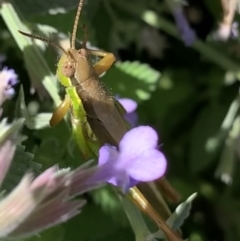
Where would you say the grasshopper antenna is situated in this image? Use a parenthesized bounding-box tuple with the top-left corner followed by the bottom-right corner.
(18, 30, 69, 55)
(81, 23, 88, 48)
(71, 0, 84, 49)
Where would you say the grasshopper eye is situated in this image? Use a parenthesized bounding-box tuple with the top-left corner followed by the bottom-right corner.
(62, 61, 76, 77)
(78, 48, 88, 57)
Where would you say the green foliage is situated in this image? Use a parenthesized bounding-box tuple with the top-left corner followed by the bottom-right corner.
(2, 145, 41, 192)
(150, 193, 197, 240)
(64, 201, 133, 241)
(1, 0, 240, 240)
(14, 0, 81, 17)
(15, 85, 53, 129)
(167, 193, 197, 231)
(189, 102, 229, 173)
(103, 61, 160, 102)
(91, 186, 129, 227)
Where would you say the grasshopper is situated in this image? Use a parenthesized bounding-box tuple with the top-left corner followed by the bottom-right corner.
(19, 0, 182, 240)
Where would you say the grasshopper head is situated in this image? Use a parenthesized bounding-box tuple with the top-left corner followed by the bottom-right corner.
(59, 47, 93, 84)
(60, 51, 76, 78)
(66, 48, 93, 83)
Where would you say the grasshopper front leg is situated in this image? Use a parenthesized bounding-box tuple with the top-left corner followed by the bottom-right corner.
(89, 49, 116, 76)
(81, 23, 116, 75)
(50, 95, 71, 127)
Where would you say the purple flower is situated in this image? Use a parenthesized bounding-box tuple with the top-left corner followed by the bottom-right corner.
(98, 126, 167, 192)
(117, 97, 138, 127)
(0, 67, 18, 105)
(0, 166, 83, 240)
(0, 151, 113, 240)
(213, 22, 239, 41)
(231, 22, 239, 38)
(173, 9, 196, 46)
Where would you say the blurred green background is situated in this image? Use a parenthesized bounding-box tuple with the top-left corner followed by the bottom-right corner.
(1, 0, 240, 240)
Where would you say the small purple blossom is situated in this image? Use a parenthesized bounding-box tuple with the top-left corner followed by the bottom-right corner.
(172, 9, 196, 46)
(98, 126, 167, 192)
(231, 22, 239, 38)
(0, 67, 18, 105)
(117, 97, 138, 127)
(213, 22, 239, 41)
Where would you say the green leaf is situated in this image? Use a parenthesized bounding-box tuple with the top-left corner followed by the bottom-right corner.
(189, 102, 230, 173)
(97, 230, 134, 241)
(22, 44, 60, 102)
(120, 197, 156, 241)
(167, 193, 197, 231)
(215, 115, 240, 184)
(0, 118, 25, 145)
(140, 69, 196, 123)
(2, 145, 41, 192)
(91, 2, 114, 50)
(150, 193, 197, 240)
(32, 137, 65, 168)
(0, 116, 29, 193)
(91, 186, 129, 227)
(33, 120, 82, 168)
(14, 0, 84, 17)
(102, 61, 160, 102)
(30, 9, 90, 38)
(26, 113, 53, 130)
(15, 85, 30, 120)
(34, 121, 70, 150)
(0, 2, 61, 103)
(26, 225, 65, 241)
(63, 201, 131, 241)
(15, 85, 53, 130)
(92, 0, 146, 50)
(203, 0, 222, 19)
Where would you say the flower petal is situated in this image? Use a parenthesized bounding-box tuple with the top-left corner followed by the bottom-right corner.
(106, 170, 133, 194)
(119, 126, 158, 159)
(127, 149, 167, 182)
(107, 173, 123, 188)
(8, 192, 85, 240)
(98, 145, 119, 166)
(173, 9, 196, 46)
(96, 145, 120, 187)
(124, 112, 138, 128)
(129, 177, 139, 187)
(98, 145, 131, 190)
(118, 98, 137, 113)
(0, 174, 36, 237)
(0, 140, 16, 186)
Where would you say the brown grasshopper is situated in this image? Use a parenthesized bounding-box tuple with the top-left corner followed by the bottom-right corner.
(19, 0, 182, 240)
